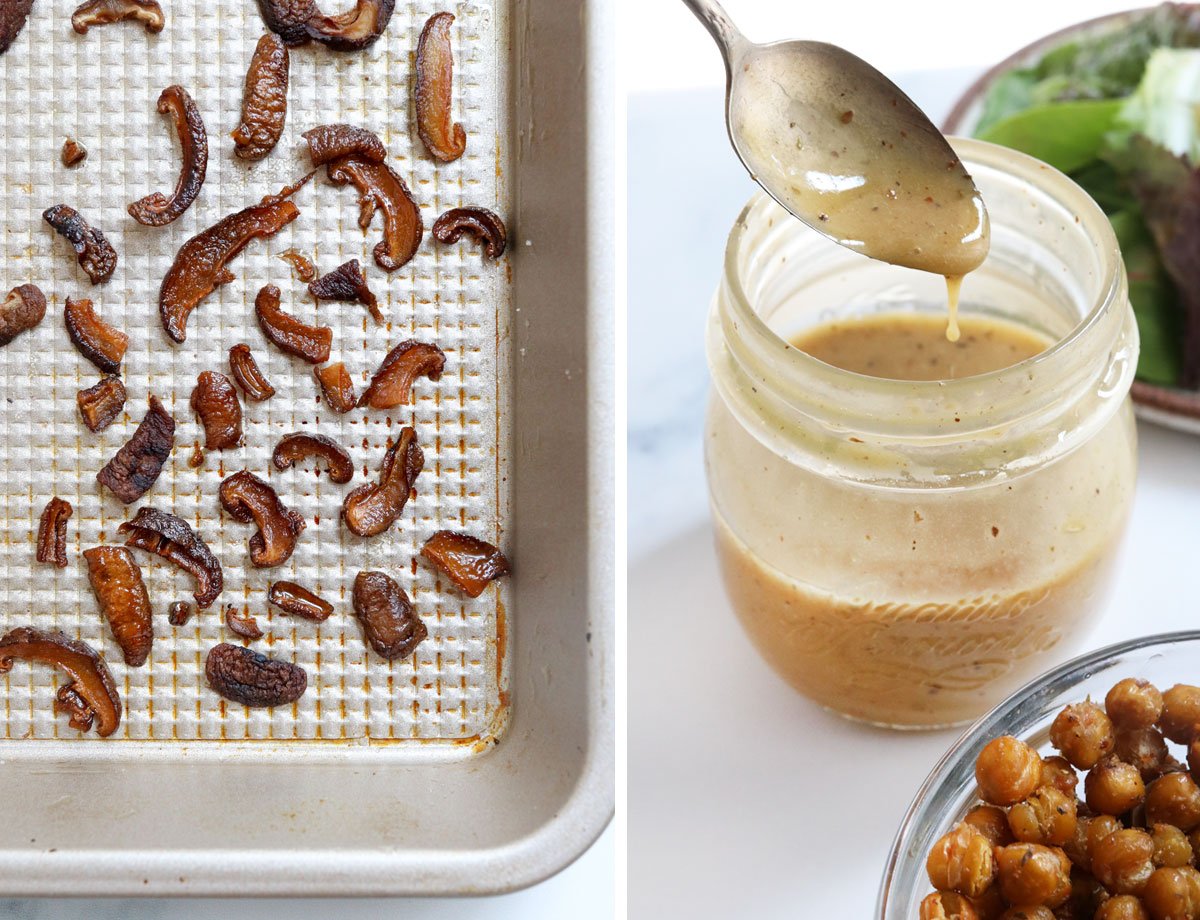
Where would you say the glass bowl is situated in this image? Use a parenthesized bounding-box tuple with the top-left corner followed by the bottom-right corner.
(876, 631, 1200, 918)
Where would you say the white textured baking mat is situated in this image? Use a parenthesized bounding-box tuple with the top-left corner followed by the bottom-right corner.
(0, 0, 510, 753)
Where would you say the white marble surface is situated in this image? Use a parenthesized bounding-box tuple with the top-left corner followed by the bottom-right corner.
(628, 75, 1200, 917)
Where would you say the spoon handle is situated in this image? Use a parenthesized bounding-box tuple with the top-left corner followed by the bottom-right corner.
(681, 0, 746, 61)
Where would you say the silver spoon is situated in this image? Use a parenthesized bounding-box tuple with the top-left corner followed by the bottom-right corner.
(682, 0, 988, 278)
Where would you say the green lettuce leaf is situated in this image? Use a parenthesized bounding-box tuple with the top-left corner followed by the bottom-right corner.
(978, 99, 1123, 174)
(1109, 208, 1183, 386)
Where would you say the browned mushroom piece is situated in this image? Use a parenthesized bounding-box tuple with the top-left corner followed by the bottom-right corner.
(342, 427, 423, 537)
(205, 643, 307, 707)
(128, 85, 208, 227)
(432, 207, 507, 260)
(326, 156, 422, 272)
(305, 0, 394, 50)
(167, 600, 192, 626)
(83, 545, 153, 668)
(302, 123, 387, 167)
(0, 284, 46, 347)
(225, 605, 264, 641)
(159, 193, 300, 344)
(268, 580, 333, 622)
(0, 627, 121, 736)
(415, 12, 466, 163)
(0, 0, 34, 54)
(96, 396, 175, 504)
(64, 297, 128, 374)
(255, 0, 315, 46)
(61, 139, 87, 168)
(308, 258, 382, 325)
(218, 470, 306, 568)
(352, 570, 426, 660)
(272, 432, 353, 483)
(35, 497, 72, 568)
(228, 343, 276, 402)
(190, 371, 243, 450)
(421, 530, 511, 598)
(119, 507, 222, 608)
(77, 375, 126, 432)
(360, 340, 446, 409)
(254, 284, 332, 364)
(315, 362, 356, 413)
(279, 249, 316, 282)
(43, 204, 117, 285)
(233, 33, 289, 161)
(71, 0, 164, 34)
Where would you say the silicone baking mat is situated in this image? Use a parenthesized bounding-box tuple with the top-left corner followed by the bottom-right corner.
(0, 0, 509, 750)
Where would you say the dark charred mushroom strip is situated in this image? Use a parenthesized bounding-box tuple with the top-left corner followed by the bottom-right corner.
(77, 375, 126, 432)
(254, 284, 332, 364)
(43, 204, 117, 284)
(421, 530, 511, 598)
(305, 0, 395, 50)
(167, 600, 192, 626)
(279, 249, 316, 282)
(0, 0, 34, 54)
(415, 12, 466, 163)
(326, 156, 422, 272)
(273, 432, 353, 483)
(205, 643, 306, 707)
(233, 33, 289, 161)
(255, 0, 315, 46)
(219, 470, 305, 568)
(302, 123, 386, 167)
(352, 571, 426, 660)
(315, 362, 356, 413)
(0, 284, 46, 347)
(83, 546, 153, 667)
(119, 507, 222, 608)
(342, 427, 423, 537)
(190, 371, 243, 450)
(71, 0, 164, 34)
(159, 193, 299, 343)
(96, 396, 175, 504)
(268, 580, 333, 622)
(35, 497, 72, 568)
(309, 258, 382, 324)
(228, 343, 275, 402)
(128, 85, 208, 227)
(225, 606, 263, 641)
(64, 297, 127, 374)
(360, 340, 445, 409)
(61, 139, 87, 168)
(432, 207, 507, 260)
(0, 627, 121, 737)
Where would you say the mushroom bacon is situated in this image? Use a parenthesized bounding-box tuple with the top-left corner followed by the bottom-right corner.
(415, 12, 466, 163)
(228, 343, 276, 402)
(61, 139, 88, 167)
(326, 155, 422, 272)
(309, 258, 382, 324)
(233, 33, 289, 162)
(218, 470, 306, 568)
(224, 606, 263, 641)
(0, 0, 34, 55)
(254, 284, 332, 364)
(0, 627, 121, 737)
(43, 204, 118, 285)
(83, 546, 153, 668)
(302, 123, 386, 167)
(359, 340, 446, 409)
(305, 0, 395, 51)
(342, 426, 423, 538)
(205, 643, 307, 708)
(420, 530, 511, 598)
(352, 570, 426, 660)
(128, 84, 208, 227)
(64, 297, 128, 374)
(255, 0, 315, 46)
(167, 600, 192, 626)
(268, 580, 333, 622)
(279, 249, 316, 282)
(35, 497, 73, 569)
(71, 0, 165, 34)
(314, 362, 356, 413)
(190, 370, 243, 450)
(159, 193, 300, 344)
(119, 506, 223, 609)
(96, 396, 175, 504)
(272, 431, 353, 484)
(432, 207, 507, 260)
(0, 283, 46, 347)
(77, 375, 126, 433)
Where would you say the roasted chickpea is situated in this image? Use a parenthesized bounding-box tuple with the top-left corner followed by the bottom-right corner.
(1141, 865, 1200, 920)
(1108, 679, 1166, 730)
(1146, 774, 1200, 832)
(977, 736, 1044, 806)
(1095, 895, 1151, 920)
(919, 891, 980, 920)
(1051, 701, 1116, 770)
(965, 804, 1016, 848)
(997, 908, 1054, 919)
(927, 823, 996, 898)
(1092, 827, 1156, 895)
(1159, 686, 1200, 744)
(1087, 755, 1148, 816)
(1188, 826, 1200, 857)
(1117, 727, 1173, 782)
(1008, 786, 1078, 846)
(1187, 737, 1200, 784)
(1040, 755, 1079, 798)
(1088, 814, 1125, 858)
(1064, 816, 1095, 871)
(1152, 823, 1195, 869)
(995, 844, 1072, 908)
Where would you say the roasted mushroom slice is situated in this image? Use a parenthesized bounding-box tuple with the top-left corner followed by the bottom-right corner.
(302, 123, 386, 167)
(326, 156, 422, 272)
(415, 12, 466, 163)
(219, 470, 305, 568)
(225, 606, 263, 641)
(0, 0, 34, 54)
(167, 600, 192, 626)
(71, 0, 164, 34)
(77, 375, 126, 432)
(36, 497, 72, 568)
(119, 506, 222, 608)
(83, 545, 153, 667)
(352, 571, 426, 660)
(272, 432, 353, 483)
(61, 138, 87, 167)
(128, 84, 208, 227)
(268, 581, 333, 622)
(309, 258, 382, 324)
(342, 427, 423, 537)
(360, 340, 446, 409)
(254, 284, 332, 364)
(190, 371, 243, 450)
(233, 33, 289, 161)
(255, 0, 315, 46)
(96, 396, 175, 504)
(206, 643, 306, 707)
(0, 283, 46, 347)
(305, 0, 395, 50)
(228, 343, 275, 402)
(159, 193, 300, 343)
(421, 530, 511, 598)
(315, 362, 356, 413)
(43, 204, 117, 284)
(64, 297, 127, 374)
(279, 249, 316, 282)
(432, 207, 507, 260)
(0, 627, 121, 737)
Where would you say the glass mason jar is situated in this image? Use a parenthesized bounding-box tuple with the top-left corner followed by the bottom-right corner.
(705, 138, 1139, 729)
